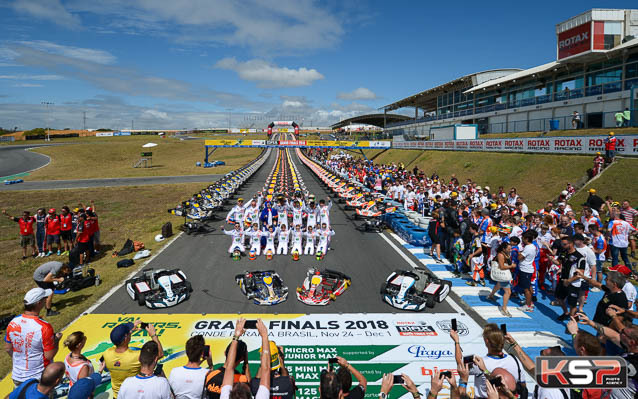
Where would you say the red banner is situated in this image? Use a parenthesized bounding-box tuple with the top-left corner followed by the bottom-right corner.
(558, 22, 591, 60)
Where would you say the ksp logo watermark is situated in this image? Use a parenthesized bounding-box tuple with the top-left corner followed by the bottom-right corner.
(535, 356, 627, 388)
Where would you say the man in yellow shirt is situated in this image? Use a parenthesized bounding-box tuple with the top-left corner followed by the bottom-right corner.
(103, 321, 164, 397)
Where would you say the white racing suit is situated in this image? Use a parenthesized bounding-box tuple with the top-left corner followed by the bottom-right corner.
(277, 229, 290, 255)
(305, 206, 319, 229)
(263, 230, 277, 256)
(316, 229, 335, 254)
(223, 229, 245, 254)
(318, 201, 332, 227)
(304, 231, 316, 255)
(289, 205, 304, 228)
(246, 229, 263, 255)
(291, 230, 304, 254)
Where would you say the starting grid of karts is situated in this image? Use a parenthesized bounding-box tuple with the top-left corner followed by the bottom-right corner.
(121, 145, 452, 311)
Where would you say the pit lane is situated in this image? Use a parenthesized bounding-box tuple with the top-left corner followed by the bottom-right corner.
(92, 149, 456, 315)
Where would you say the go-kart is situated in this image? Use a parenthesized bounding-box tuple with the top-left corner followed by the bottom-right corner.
(54, 266, 100, 294)
(126, 268, 193, 309)
(381, 268, 452, 311)
(356, 216, 387, 233)
(354, 201, 397, 220)
(296, 268, 351, 306)
(235, 270, 288, 305)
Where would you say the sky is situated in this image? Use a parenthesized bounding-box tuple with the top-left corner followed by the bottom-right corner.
(0, 0, 636, 130)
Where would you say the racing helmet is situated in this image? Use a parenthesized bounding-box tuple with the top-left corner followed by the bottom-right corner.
(316, 250, 323, 260)
(154, 234, 165, 242)
(232, 250, 241, 261)
(292, 250, 300, 261)
(249, 250, 257, 261)
(266, 250, 273, 260)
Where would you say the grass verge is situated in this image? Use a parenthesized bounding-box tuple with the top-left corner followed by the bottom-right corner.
(0, 182, 210, 378)
(23, 136, 261, 180)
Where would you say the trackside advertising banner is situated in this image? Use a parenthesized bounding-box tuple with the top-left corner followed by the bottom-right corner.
(0, 313, 518, 398)
(392, 134, 638, 156)
(205, 139, 392, 149)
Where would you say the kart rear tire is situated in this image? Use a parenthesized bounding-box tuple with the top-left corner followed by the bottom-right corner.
(186, 281, 193, 293)
(426, 295, 435, 309)
(137, 292, 146, 306)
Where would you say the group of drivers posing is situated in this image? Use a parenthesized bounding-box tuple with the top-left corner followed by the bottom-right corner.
(221, 192, 334, 258)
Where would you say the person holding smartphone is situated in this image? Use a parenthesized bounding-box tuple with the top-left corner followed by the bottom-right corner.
(102, 321, 164, 398)
(169, 334, 213, 398)
(250, 342, 295, 399)
(220, 318, 270, 399)
(119, 340, 171, 398)
(335, 356, 367, 399)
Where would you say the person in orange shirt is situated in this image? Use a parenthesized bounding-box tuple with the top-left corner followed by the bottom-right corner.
(2, 209, 37, 259)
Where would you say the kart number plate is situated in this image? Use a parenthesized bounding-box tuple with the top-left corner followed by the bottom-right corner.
(135, 282, 151, 292)
(169, 274, 183, 284)
(424, 282, 440, 294)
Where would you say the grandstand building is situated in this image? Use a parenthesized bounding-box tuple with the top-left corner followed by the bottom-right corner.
(382, 9, 638, 137)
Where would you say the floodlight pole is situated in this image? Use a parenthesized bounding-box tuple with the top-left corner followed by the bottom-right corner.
(41, 102, 54, 141)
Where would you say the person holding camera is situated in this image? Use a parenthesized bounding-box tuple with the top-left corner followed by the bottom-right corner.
(220, 318, 270, 399)
(103, 321, 164, 398)
(378, 372, 420, 399)
(119, 340, 171, 398)
(335, 356, 366, 399)
(170, 335, 213, 399)
(451, 324, 526, 399)
(32, 261, 71, 317)
(250, 342, 295, 399)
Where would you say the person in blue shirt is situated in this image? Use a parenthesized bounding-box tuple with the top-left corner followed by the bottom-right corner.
(9, 362, 65, 399)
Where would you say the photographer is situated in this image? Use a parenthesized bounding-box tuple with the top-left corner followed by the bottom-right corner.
(119, 341, 171, 398)
(103, 321, 164, 398)
(205, 337, 250, 399)
(335, 356, 366, 399)
(378, 373, 421, 399)
(221, 319, 270, 399)
(169, 335, 213, 398)
(32, 261, 71, 317)
(451, 324, 526, 399)
(250, 343, 295, 399)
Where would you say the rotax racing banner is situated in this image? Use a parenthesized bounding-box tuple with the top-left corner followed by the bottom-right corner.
(205, 139, 392, 149)
(392, 134, 638, 156)
(0, 313, 513, 399)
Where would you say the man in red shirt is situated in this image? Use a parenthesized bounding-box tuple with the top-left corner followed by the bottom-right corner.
(604, 131, 617, 163)
(2, 210, 37, 259)
(74, 213, 91, 265)
(44, 209, 61, 257)
(59, 206, 73, 256)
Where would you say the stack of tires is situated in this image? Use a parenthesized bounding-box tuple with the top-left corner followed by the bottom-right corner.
(383, 208, 432, 247)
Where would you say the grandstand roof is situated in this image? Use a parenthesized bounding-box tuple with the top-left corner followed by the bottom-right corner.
(380, 69, 521, 112)
(330, 113, 411, 129)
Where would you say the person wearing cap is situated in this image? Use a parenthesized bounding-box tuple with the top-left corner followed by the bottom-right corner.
(5, 288, 63, 386)
(44, 208, 62, 257)
(102, 321, 164, 398)
(604, 131, 617, 163)
(220, 319, 270, 399)
(8, 361, 65, 399)
(250, 342, 296, 399)
(33, 261, 71, 316)
(226, 198, 249, 226)
(119, 340, 171, 398)
(67, 372, 103, 399)
(593, 152, 605, 176)
(2, 209, 37, 259)
(59, 206, 73, 256)
(169, 335, 213, 399)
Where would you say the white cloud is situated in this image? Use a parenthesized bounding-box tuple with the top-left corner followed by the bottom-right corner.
(142, 109, 169, 120)
(282, 100, 304, 108)
(10, 0, 81, 27)
(12, 83, 43, 87)
(0, 74, 65, 80)
(215, 58, 323, 88)
(64, 0, 344, 53)
(17, 41, 117, 64)
(337, 87, 377, 100)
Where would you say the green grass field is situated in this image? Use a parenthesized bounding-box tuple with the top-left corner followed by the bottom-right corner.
(20, 136, 261, 180)
(0, 182, 208, 377)
(568, 157, 638, 209)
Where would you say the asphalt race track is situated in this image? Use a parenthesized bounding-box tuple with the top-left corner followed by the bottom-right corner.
(94, 149, 455, 314)
(0, 144, 54, 177)
(0, 174, 223, 191)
